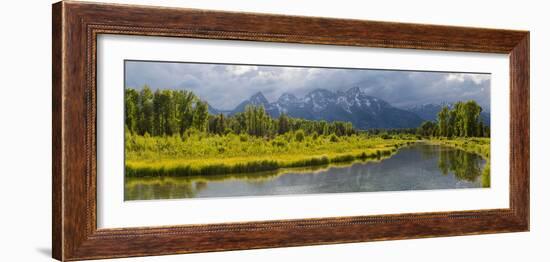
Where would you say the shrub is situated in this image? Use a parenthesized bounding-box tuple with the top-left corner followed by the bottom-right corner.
(183, 127, 199, 138)
(271, 137, 287, 147)
(312, 132, 319, 140)
(295, 130, 305, 142)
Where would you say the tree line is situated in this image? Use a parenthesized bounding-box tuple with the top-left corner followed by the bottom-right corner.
(209, 106, 356, 138)
(125, 86, 209, 136)
(417, 101, 490, 137)
(125, 86, 357, 138)
(126, 87, 489, 139)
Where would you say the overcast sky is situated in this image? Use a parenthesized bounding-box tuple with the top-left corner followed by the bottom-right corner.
(125, 60, 490, 111)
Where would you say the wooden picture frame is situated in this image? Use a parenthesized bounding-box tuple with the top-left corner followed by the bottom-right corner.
(52, 1, 529, 261)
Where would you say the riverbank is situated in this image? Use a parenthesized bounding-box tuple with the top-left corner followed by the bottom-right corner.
(125, 142, 488, 200)
(426, 137, 491, 187)
(125, 133, 416, 177)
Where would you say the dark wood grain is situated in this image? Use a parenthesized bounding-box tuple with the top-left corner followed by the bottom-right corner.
(52, 2, 63, 260)
(52, 1, 530, 261)
(509, 34, 530, 226)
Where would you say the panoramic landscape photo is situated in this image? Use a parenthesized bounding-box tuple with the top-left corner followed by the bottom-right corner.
(124, 60, 491, 201)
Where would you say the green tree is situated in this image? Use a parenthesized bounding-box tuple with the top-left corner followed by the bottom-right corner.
(447, 109, 457, 137)
(192, 101, 209, 132)
(175, 90, 196, 134)
(159, 89, 178, 135)
(138, 85, 154, 135)
(152, 89, 163, 135)
(462, 100, 482, 137)
(244, 105, 270, 137)
(125, 87, 360, 138)
(278, 113, 290, 134)
(418, 121, 437, 137)
(209, 113, 227, 134)
(217, 113, 226, 134)
(437, 106, 449, 137)
(231, 113, 247, 134)
(453, 102, 466, 136)
(124, 88, 139, 133)
(432, 100, 487, 138)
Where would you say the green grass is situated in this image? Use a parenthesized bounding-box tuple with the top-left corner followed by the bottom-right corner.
(125, 132, 491, 185)
(125, 132, 416, 177)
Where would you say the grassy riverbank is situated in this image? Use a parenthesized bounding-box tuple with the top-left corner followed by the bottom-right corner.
(427, 137, 491, 187)
(125, 133, 416, 177)
(125, 131, 491, 188)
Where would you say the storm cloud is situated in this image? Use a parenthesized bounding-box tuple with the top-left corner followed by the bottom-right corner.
(125, 60, 490, 111)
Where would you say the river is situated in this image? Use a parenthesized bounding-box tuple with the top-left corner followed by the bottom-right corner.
(125, 143, 487, 200)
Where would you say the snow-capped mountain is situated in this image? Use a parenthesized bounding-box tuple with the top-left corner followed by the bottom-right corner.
(216, 87, 424, 129)
(208, 89, 491, 129)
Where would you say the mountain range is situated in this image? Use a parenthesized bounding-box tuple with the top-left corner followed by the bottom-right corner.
(208, 87, 489, 130)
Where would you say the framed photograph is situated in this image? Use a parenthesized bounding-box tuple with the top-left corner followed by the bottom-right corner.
(52, 1, 529, 261)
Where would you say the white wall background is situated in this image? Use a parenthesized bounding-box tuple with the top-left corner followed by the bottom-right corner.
(0, 0, 546, 261)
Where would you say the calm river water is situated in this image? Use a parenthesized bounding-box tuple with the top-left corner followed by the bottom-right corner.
(125, 143, 487, 201)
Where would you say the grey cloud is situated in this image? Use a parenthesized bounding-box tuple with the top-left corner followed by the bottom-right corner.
(125, 61, 490, 111)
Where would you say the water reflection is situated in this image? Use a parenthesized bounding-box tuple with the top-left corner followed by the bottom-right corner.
(125, 143, 487, 201)
(438, 147, 484, 182)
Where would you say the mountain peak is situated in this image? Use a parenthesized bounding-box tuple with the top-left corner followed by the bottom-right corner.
(248, 91, 269, 105)
(228, 88, 423, 129)
(305, 89, 336, 102)
(346, 86, 370, 96)
(250, 91, 265, 98)
(308, 88, 334, 95)
(277, 92, 298, 103)
(303, 89, 337, 112)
